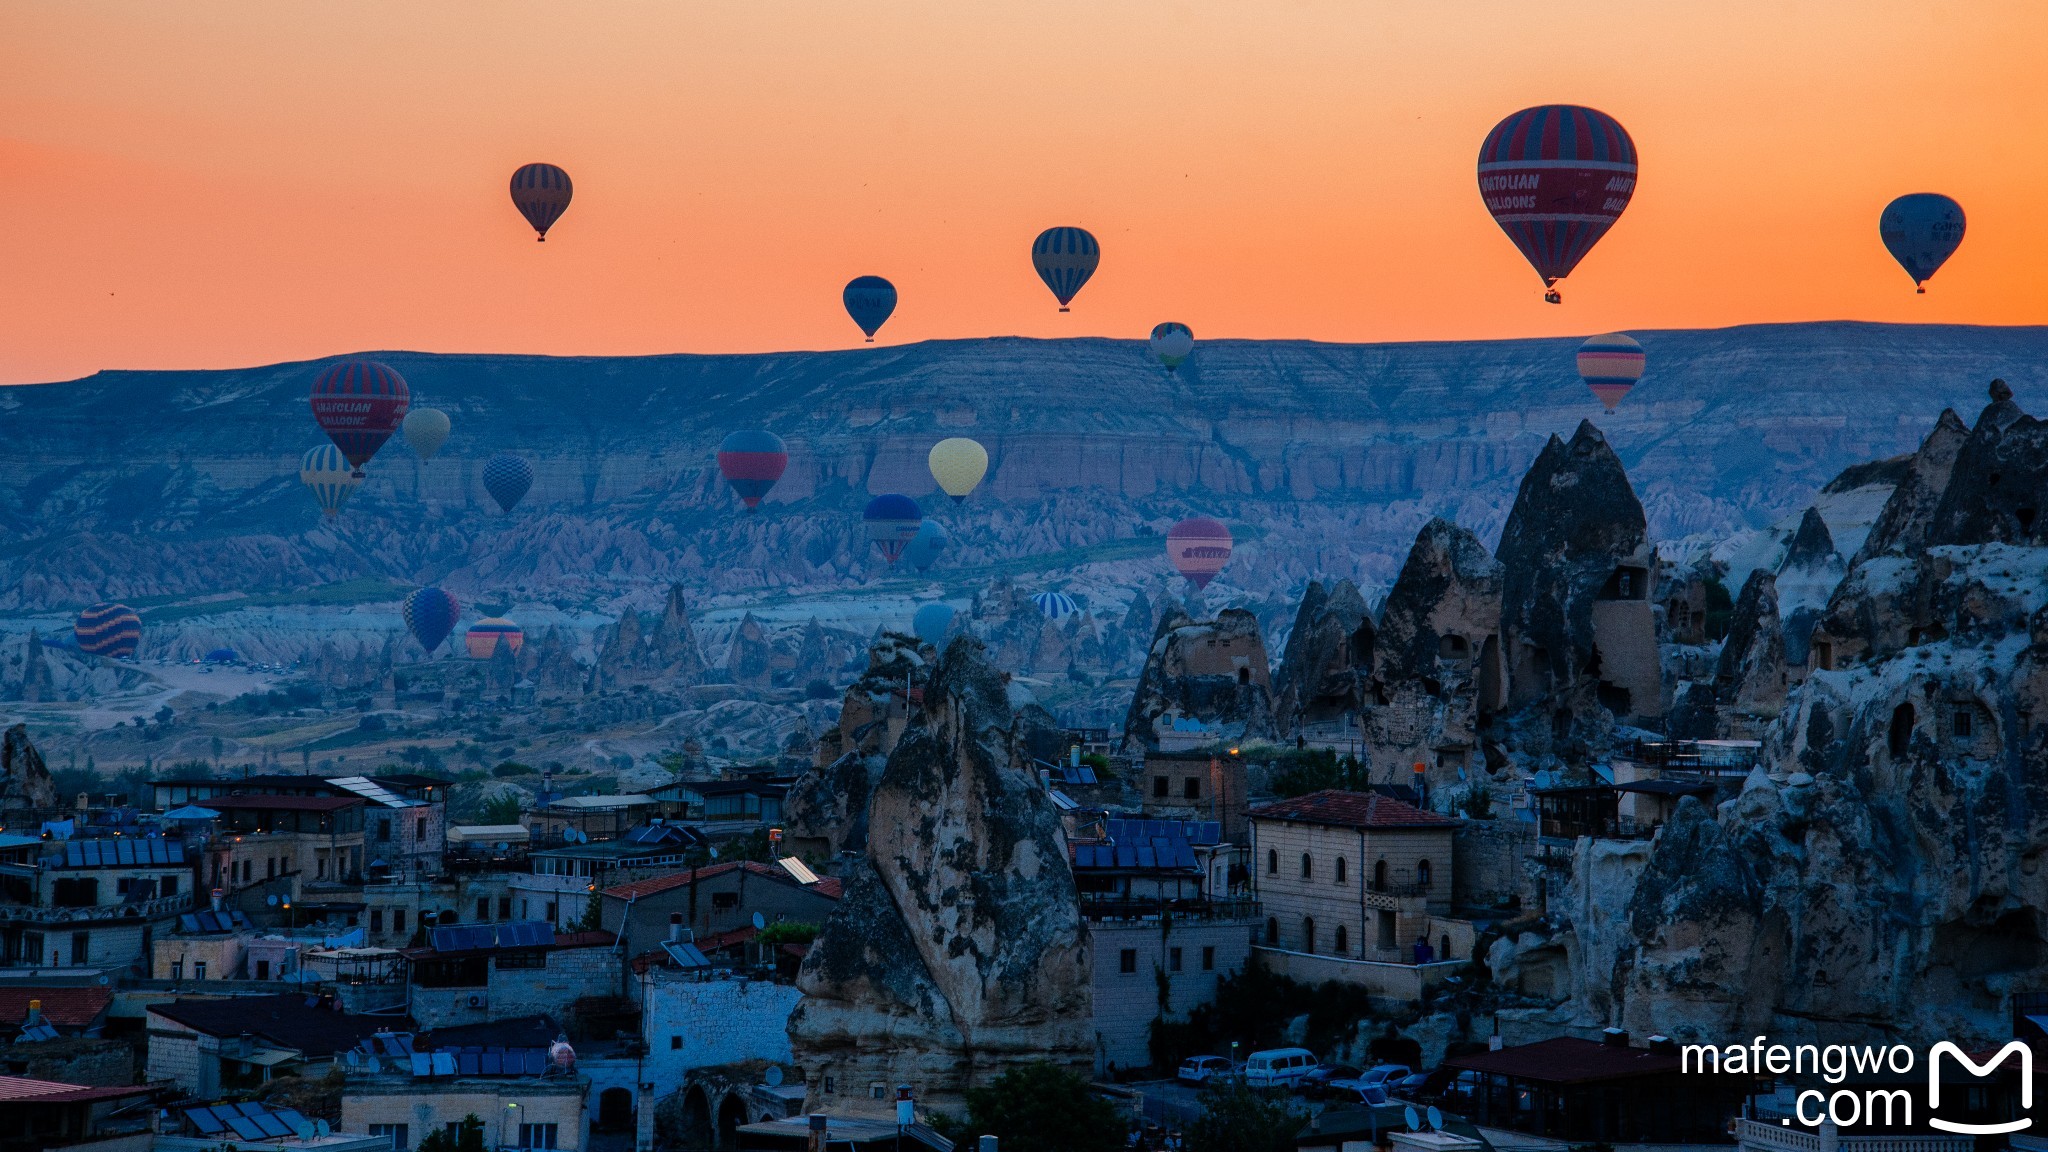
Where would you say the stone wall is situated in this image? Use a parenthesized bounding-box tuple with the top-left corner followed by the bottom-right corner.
(640, 972, 802, 1083)
(341, 1076, 589, 1152)
(1450, 819, 1538, 912)
(0, 1035, 134, 1086)
(409, 944, 622, 1029)
(1251, 947, 1463, 1011)
(1089, 917, 1255, 1075)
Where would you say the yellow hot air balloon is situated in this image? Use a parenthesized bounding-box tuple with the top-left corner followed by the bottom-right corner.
(927, 438, 988, 503)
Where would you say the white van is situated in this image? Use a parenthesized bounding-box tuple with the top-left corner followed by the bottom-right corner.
(1241, 1047, 1317, 1087)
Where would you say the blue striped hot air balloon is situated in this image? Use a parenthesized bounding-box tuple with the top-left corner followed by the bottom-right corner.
(1576, 333, 1646, 412)
(843, 276, 898, 341)
(1032, 227, 1100, 311)
(510, 163, 573, 241)
(300, 444, 362, 517)
(863, 494, 923, 565)
(483, 454, 533, 513)
(904, 520, 949, 573)
(912, 603, 956, 648)
(74, 603, 142, 659)
(403, 587, 460, 654)
(1033, 591, 1079, 621)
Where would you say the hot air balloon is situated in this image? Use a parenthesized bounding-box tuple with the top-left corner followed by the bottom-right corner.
(863, 494, 923, 564)
(1033, 591, 1078, 621)
(905, 520, 949, 573)
(483, 454, 533, 514)
(403, 587, 460, 654)
(403, 409, 451, 461)
(1880, 194, 1966, 293)
(843, 276, 897, 341)
(465, 617, 525, 660)
(912, 603, 956, 648)
(510, 163, 573, 241)
(300, 444, 363, 517)
(1576, 333, 1645, 412)
(1032, 227, 1100, 311)
(1167, 518, 1233, 590)
(717, 431, 788, 511)
(74, 603, 141, 658)
(1149, 323, 1194, 371)
(310, 359, 410, 475)
(927, 438, 988, 503)
(1477, 105, 1638, 303)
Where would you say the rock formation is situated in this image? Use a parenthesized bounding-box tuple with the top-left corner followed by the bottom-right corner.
(1667, 568, 1788, 739)
(0, 725, 57, 811)
(784, 635, 928, 861)
(1119, 608, 1274, 751)
(1853, 408, 1968, 564)
(1270, 579, 1372, 739)
(8, 631, 55, 703)
(1773, 506, 1845, 665)
(725, 613, 773, 690)
(787, 638, 1092, 1115)
(1928, 380, 2048, 547)
(595, 584, 707, 690)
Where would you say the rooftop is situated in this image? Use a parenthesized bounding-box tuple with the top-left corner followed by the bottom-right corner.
(0, 1073, 153, 1103)
(1250, 789, 1461, 830)
(149, 993, 411, 1055)
(207, 794, 364, 813)
(600, 859, 844, 901)
(543, 794, 657, 810)
(0, 986, 112, 1028)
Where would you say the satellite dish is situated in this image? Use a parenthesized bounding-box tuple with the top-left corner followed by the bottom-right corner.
(316, 1121, 331, 1137)
(708, 846, 720, 859)
(752, 912, 767, 931)
(1427, 1107, 1443, 1131)
(764, 1066, 785, 1087)
(266, 895, 279, 907)
(1404, 1107, 1420, 1132)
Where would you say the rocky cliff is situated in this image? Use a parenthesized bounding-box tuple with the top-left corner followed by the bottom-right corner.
(1120, 608, 1274, 750)
(0, 725, 57, 811)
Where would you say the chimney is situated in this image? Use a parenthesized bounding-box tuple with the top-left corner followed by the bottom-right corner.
(1070, 747, 1080, 768)
(210, 889, 224, 912)
(806, 1114, 827, 1152)
(668, 913, 683, 943)
(895, 1084, 914, 1127)
(24, 1000, 42, 1027)
(1602, 1027, 1629, 1048)
(1647, 1034, 1677, 1055)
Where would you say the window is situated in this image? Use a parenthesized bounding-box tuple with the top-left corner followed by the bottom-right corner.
(169, 960, 183, 981)
(1183, 777, 1201, 800)
(496, 951, 547, 970)
(517, 1125, 558, 1150)
(67, 931, 88, 964)
(1417, 859, 1432, 888)
(1955, 709, 1974, 739)
(393, 910, 406, 933)
(444, 1124, 463, 1140)
(1373, 859, 1388, 890)
(1377, 910, 1395, 951)
(1169, 947, 1183, 972)
(544, 902, 557, 922)
(1202, 946, 1216, 971)
(823, 1077, 835, 1095)
(194, 961, 208, 980)
(255, 959, 270, 980)
(317, 858, 326, 880)
(499, 896, 512, 920)
(417, 816, 427, 839)
(1266, 849, 1277, 875)
(476, 897, 489, 921)
(1265, 918, 1278, 944)
(53, 878, 98, 907)
(1302, 918, 1315, 954)
(1334, 925, 1348, 955)
(1335, 857, 1347, 884)
(378, 818, 393, 842)
(368, 1124, 409, 1151)
(1119, 948, 1138, 974)
(870, 1084, 886, 1101)
(1300, 853, 1312, 880)
(671, 1036, 682, 1050)
(371, 910, 384, 933)
(1153, 776, 1170, 798)
(162, 875, 179, 897)
(711, 892, 739, 910)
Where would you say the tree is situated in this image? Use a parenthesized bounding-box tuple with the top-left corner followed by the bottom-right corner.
(962, 1062, 1124, 1152)
(1184, 1083, 1305, 1152)
(414, 1115, 485, 1152)
(479, 795, 523, 825)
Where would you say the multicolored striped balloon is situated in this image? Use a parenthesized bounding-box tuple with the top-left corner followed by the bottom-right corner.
(403, 587, 461, 654)
(842, 276, 898, 341)
(1576, 333, 1646, 413)
(1031, 227, 1100, 311)
(717, 430, 788, 510)
(863, 494, 923, 565)
(310, 359, 410, 473)
(300, 444, 362, 517)
(510, 163, 573, 241)
(1167, 517, 1234, 590)
(483, 454, 533, 514)
(464, 617, 524, 660)
(1033, 591, 1079, 621)
(74, 602, 141, 658)
(1477, 105, 1637, 303)
(1149, 322, 1194, 371)
(1879, 193, 1966, 292)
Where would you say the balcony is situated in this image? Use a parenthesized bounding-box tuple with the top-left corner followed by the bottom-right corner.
(1736, 1118, 1970, 1152)
(1078, 895, 1259, 924)
(0, 893, 193, 924)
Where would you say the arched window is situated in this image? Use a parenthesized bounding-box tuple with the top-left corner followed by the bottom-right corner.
(1441, 934, 1453, 962)
(1237, 667, 1251, 685)
(1335, 857, 1347, 884)
(1417, 859, 1432, 888)
(1265, 917, 1278, 945)
(1300, 853, 1313, 880)
(1302, 917, 1316, 954)
(1334, 924, 1349, 955)
(1267, 848, 1278, 875)
(1373, 859, 1388, 891)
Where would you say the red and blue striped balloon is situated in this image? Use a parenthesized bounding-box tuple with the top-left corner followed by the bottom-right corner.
(403, 587, 461, 654)
(510, 163, 573, 241)
(1031, 227, 1100, 311)
(310, 359, 410, 473)
(1576, 333, 1646, 413)
(863, 494, 923, 565)
(74, 603, 142, 658)
(717, 431, 788, 510)
(483, 454, 533, 514)
(1477, 105, 1637, 302)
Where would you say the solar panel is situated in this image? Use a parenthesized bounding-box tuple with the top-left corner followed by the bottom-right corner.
(432, 1052, 457, 1076)
(523, 1050, 547, 1075)
(186, 1109, 226, 1135)
(273, 1109, 308, 1131)
(458, 1052, 480, 1075)
(409, 1052, 432, 1076)
(20, 1022, 59, 1042)
(480, 1052, 503, 1075)
(225, 1117, 268, 1140)
(256, 1114, 294, 1137)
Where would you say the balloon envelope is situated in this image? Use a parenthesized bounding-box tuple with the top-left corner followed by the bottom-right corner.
(1032, 227, 1100, 310)
(717, 430, 788, 510)
(300, 444, 362, 517)
(904, 519, 949, 572)
(1477, 105, 1637, 297)
(1167, 518, 1233, 590)
(403, 587, 461, 653)
(1879, 193, 1966, 290)
(310, 359, 410, 472)
(483, 454, 534, 513)
(74, 603, 141, 658)
(1576, 333, 1645, 413)
(510, 163, 573, 240)
(1149, 323, 1194, 370)
(927, 438, 988, 502)
(843, 276, 898, 340)
(863, 494, 923, 564)
(403, 409, 451, 460)
(1033, 591, 1079, 621)
(465, 617, 525, 660)
(912, 603, 956, 648)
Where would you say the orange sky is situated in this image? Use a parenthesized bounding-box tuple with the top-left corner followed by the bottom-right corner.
(3, 1, 2045, 385)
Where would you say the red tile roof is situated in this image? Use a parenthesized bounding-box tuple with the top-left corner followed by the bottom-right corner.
(0, 1075, 151, 1103)
(1249, 789, 1460, 829)
(601, 859, 843, 901)
(1444, 1036, 1683, 1084)
(0, 987, 112, 1029)
(206, 794, 363, 812)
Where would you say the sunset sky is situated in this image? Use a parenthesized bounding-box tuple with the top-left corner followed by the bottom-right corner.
(3, 1, 2045, 385)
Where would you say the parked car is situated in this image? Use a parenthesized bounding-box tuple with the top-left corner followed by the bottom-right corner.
(1329, 1064, 1413, 1095)
(1328, 1084, 1391, 1108)
(1394, 1071, 1432, 1096)
(1296, 1064, 1362, 1098)
(1177, 1055, 1235, 1087)
(1241, 1047, 1319, 1088)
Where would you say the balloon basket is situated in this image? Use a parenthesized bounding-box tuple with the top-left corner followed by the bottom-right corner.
(1058, 306, 1070, 313)
(1916, 287, 1926, 294)
(1543, 290, 1562, 304)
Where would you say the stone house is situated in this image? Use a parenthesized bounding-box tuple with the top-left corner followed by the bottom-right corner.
(342, 1069, 589, 1152)
(145, 991, 406, 1097)
(597, 860, 842, 961)
(403, 923, 621, 1029)
(0, 834, 192, 971)
(1132, 750, 1248, 840)
(204, 794, 367, 899)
